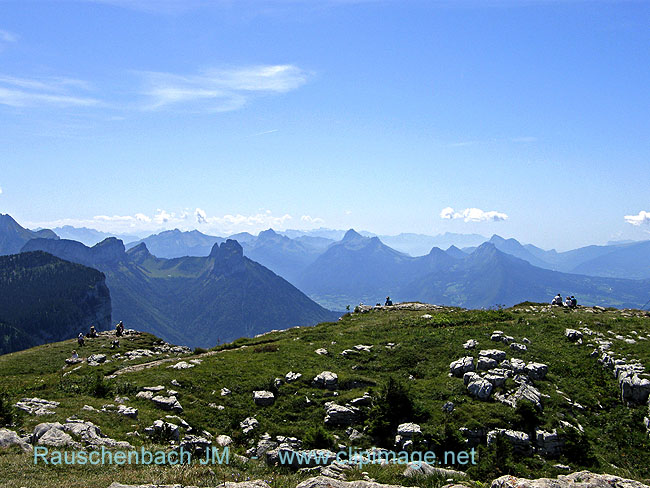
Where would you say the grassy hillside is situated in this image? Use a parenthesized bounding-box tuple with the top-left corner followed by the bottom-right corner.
(0, 304, 649, 487)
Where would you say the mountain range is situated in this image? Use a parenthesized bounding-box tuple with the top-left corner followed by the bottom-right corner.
(0, 214, 59, 255)
(296, 230, 650, 310)
(21, 237, 339, 348)
(2, 214, 650, 349)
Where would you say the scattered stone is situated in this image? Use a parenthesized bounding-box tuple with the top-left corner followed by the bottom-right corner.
(324, 403, 359, 426)
(480, 349, 507, 361)
(565, 329, 584, 342)
(136, 391, 154, 400)
(144, 420, 180, 442)
(286, 371, 302, 383)
(313, 371, 338, 389)
(315, 348, 328, 355)
(450, 356, 475, 377)
(464, 373, 493, 400)
(295, 477, 411, 488)
(488, 428, 532, 454)
(216, 434, 233, 446)
(221, 387, 232, 396)
(180, 434, 211, 455)
(510, 343, 527, 353)
(395, 422, 420, 447)
(442, 401, 455, 413)
(350, 393, 372, 407)
(14, 398, 59, 415)
(241, 417, 259, 435)
(151, 395, 183, 413)
(463, 339, 479, 349)
(141, 385, 165, 392)
(253, 391, 276, 406)
(478, 357, 498, 371)
(491, 471, 650, 488)
(171, 379, 181, 387)
(87, 354, 107, 366)
(525, 362, 549, 380)
(0, 428, 32, 452)
(404, 462, 467, 478)
(535, 429, 563, 456)
(495, 383, 542, 409)
(167, 361, 194, 369)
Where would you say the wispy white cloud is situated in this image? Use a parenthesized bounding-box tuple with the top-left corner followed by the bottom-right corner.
(0, 185, 3, 195)
(0, 29, 18, 44)
(440, 206, 508, 222)
(27, 208, 323, 236)
(624, 210, 650, 226)
(0, 74, 99, 108)
(300, 215, 325, 224)
(141, 65, 310, 112)
(252, 129, 279, 136)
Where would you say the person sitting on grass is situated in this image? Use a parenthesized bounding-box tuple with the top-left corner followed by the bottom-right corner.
(551, 293, 563, 306)
(385, 296, 393, 306)
(87, 325, 98, 338)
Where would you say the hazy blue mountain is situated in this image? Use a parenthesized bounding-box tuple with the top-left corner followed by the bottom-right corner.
(569, 240, 650, 279)
(445, 245, 468, 259)
(238, 228, 324, 285)
(22, 237, 338, 348)
(297, 229, 455, 309)
(126, 229, 225, 258)
(379, 232, 487, 256)
(295, 230, 650, 310)
(403, 243, 650, 309)
(465, 234, 650, 280)
(0, 213, 59, 255)
(226, 232, 257, 244)
(0, 251, 111, 355)
(52, 225, 141, 247)
(280, 228, 348, 240)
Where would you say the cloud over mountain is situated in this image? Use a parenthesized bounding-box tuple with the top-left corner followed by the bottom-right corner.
(624, 210, 650, 226)
(440, 207, 508, 222)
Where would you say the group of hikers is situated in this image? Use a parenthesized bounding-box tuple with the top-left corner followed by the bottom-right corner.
(551, 293, 578, 308)
(70, 321, 126, 362)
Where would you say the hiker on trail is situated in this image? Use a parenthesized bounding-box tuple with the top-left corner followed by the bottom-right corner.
(570, 296, 577, 308)
(385, 296, 393, 306)
(116, 321, 124, 337)
(77, 333, 85, 347)
(551, 294, 563, 306)
(87, 325, 98, 338)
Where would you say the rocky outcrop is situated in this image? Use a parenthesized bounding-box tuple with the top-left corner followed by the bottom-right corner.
(253, 391, 275, 406)
(0, 428, 32, 452)
(491, 471, 650, 488)
(296, 477, 412, 488)
(324, 403, 359, 426)
(313, 371, 338, 389)
(14, 398, 59, 416)
(450, 357, 475, 377)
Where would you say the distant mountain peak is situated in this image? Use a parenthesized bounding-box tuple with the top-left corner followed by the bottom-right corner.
(258, 228, 279, 240)
(127, 242, 151, 256)
(210, 239, 244, 259)
(342, 229, 363, 241)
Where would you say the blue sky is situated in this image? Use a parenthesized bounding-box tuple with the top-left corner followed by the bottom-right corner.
(0, 0, 648, 250)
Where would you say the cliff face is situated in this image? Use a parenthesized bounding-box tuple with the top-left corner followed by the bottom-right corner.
(0, 251, 112, 355)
